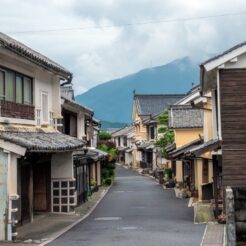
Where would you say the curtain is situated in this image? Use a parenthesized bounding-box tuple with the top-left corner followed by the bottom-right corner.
(24, 77, 32, 104)
(5, 71, 14, 101)
(0, 71, 4, 100)
(16, 76, 23, 103)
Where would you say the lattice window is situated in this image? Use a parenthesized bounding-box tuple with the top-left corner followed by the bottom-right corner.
(51, 180, 76, 213)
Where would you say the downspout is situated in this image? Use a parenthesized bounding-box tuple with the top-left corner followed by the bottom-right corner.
(60, 73, 73, 87)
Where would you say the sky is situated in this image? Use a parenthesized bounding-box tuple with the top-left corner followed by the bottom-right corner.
(1, 0, 246, 95)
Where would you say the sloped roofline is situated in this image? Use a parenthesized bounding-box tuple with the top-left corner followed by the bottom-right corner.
(0, 32, 72, 81)
(200, 41, 246, 93)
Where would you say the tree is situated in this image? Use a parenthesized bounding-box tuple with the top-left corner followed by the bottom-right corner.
(99, 131, 112, 140)
(155, 110, 174, 158)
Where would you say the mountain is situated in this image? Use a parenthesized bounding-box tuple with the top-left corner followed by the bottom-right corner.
(100, 120, 127, 131)
(76, 57, 199, 123)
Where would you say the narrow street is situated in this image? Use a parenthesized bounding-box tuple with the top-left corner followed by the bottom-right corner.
(49, 165, 205, 246)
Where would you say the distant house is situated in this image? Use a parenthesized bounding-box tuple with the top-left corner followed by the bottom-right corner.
(132, 94, 184, 170)
(168, 104, 204, 197)
(112, 125, 135, 166)
(0, 32, 85, 240)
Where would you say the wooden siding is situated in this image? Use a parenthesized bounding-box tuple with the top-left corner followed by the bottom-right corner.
(220, 69, 246, 187)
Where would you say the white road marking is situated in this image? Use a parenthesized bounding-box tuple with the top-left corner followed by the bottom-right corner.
(94, 217, 122, 221)
(119, 226, 141, 230)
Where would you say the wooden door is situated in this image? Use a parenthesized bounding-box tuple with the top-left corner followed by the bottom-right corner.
(33, 162, 51, 212)
(20, 163, 30, 223)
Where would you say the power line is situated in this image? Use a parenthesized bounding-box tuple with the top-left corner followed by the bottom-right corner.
(7, 10, 246, 35)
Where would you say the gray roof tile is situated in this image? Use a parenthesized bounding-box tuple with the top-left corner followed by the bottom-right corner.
(135, 94, 184, 116)
(0, 131, 85, 152)
(169, 105, 203, 129)
(0, 32, 72, 79)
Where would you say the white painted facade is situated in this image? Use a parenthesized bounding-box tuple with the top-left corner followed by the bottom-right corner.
(0, 39, 75, 240)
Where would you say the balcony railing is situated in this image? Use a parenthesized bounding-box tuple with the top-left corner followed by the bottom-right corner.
(0, 100, 35, 120)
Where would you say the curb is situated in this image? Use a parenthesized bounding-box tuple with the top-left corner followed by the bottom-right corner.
(39, 185, 112, 246)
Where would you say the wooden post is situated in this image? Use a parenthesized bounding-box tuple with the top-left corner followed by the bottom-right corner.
(29, 164, 33, 223)
(225, 186, 236, 246)
(212, 155, 219, 219)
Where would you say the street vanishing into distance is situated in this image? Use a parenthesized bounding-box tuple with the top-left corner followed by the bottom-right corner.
(49, 165, 205, 246)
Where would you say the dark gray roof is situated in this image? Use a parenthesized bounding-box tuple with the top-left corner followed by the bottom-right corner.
(134, 94, 185, 116)
(0, 32, 72, 80)
(201, 41, 246, 66)
(112, 125, 135, 137)
(62, 97, 93, 115)
(186, 139, 221, 157)
(0, 132, 85, 152)
(73, 148, 108, 162)
(169, 105, 203, 129)
(169, 138, 203, 159)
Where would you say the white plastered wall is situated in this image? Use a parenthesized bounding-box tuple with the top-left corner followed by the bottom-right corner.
(51, 152, 74, 179)
(176, 161, 183, 182)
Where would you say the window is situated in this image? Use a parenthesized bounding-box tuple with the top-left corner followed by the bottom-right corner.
(24, 77, 32, 105)
(41, 92, 48, 123)
(49, 112, 54, 127)
(0, 67, 33, 105)
(123, 137, 127, 146)
(16, 76, 23, 103)
(150, 126, 155, 140)
(5, 71, 15, 101)
(0, 71, 5, 100)
(36, 109, 41, 126)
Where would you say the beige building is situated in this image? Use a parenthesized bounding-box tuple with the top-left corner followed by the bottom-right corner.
(132, 94, 184, 170)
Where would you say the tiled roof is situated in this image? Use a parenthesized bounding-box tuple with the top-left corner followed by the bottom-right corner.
(73, 148, 108, 161)
(186, 139, 221, 157)
(0, 131, 85, 152)
(0, 32, 72, 80)
(169, 105, 203, 129)
(134, 94, 185, 116)
(62, 97, 93, 115)
(168, 138, 203, 159)
(112, 125, 135, 137)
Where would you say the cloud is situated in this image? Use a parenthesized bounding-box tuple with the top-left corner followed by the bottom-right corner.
(1, 0, 246, 95)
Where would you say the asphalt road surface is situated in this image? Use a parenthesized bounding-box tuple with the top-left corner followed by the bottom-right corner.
(49, 165, 205, 246)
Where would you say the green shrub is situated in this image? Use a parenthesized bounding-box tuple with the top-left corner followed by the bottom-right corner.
(99, 131, 112, 140)
(102, 168, 110, 179)
(104, 178, 112, 186)
(164, 168, 172, 178)
(108, 168, 114, 177)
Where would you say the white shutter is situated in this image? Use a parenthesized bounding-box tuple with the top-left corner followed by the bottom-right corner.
(41, 92, 48, 123)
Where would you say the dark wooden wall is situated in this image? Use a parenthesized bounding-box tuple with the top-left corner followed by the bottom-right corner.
(220, 69, 246, 187)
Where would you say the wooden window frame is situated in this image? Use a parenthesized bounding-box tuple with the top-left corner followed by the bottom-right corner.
(0, 66, 33, 105)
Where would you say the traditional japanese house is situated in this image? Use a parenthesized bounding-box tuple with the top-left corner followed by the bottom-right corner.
(112, 125, 135, 166)
(60, 86, 105, 206)
(132, 94, 184, 170)
(200, 42, 246, 237)
(0, 32, 85, 241)
(168, 104, 204, 196)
